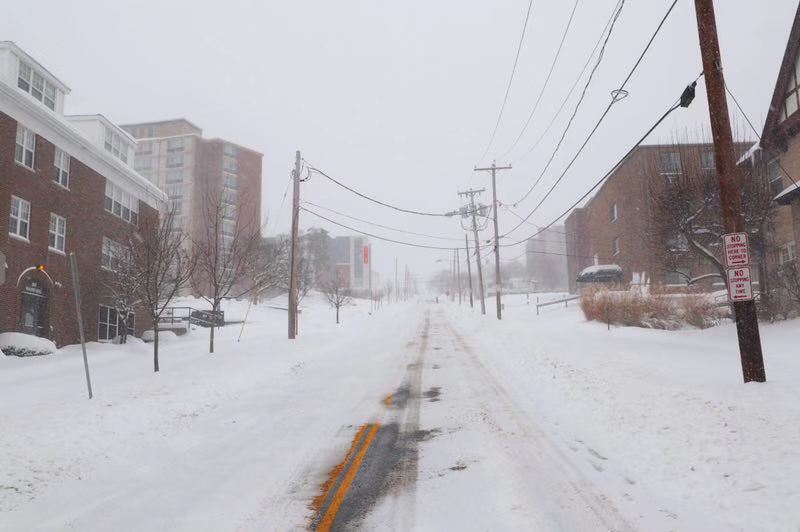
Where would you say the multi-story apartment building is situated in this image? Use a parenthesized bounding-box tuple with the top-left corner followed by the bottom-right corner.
(758, 0, 800, 269)
(120, 119, 263, 262)
(564, 143, 750, 292)
(525, 226, 568, 292)
(0, 41, 166, 346)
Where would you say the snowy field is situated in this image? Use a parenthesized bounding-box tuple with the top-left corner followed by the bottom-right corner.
(1, 292, 798, 531)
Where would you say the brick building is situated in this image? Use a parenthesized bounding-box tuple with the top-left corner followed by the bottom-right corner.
(0, 42, 166, 346)
(564, 143, 749, 292)
(120, 119, 263, 274)
(758, 0, 800, 268)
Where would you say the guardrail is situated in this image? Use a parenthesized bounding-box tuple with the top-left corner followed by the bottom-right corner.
(536, 295, 580, 316)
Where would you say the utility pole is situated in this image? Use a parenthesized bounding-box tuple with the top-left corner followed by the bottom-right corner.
(465, 234, 474, 309)
(456, 248, 462, 305)
(458, 188, 487, 315)
(474, 162, 512, 319)
(694, 0, 766, 383)
(288, 150, 301, 340)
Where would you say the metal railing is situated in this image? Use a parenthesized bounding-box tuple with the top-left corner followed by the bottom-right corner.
(158, 307, 224, 328)
(536, 295, 580, 316)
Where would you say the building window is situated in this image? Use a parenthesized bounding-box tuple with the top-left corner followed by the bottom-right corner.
(102, 237, 129, 271)
(54, 147, 70, 188)
(610, 203, 618, 223)
(98, 305, 135, 342)
(49, 213, 66, 252)
(17, 59, 57, 111)
(166, 154, 184, 168)
(167, 138, 185, 152)
(779, 242, 797, 264)
(223, 156, 238, 173)
(223, 144, 238, 157)
(104, 126, 129, 164)
(659, 151, 682, 176)
(104, 181, 139, 224)
(701, 150, 715, 171)
(134, 157, 152, 171)
(222, 219, 236, 237)
(612, 237, 620, 257)
(165, 170, 184, 184)
(136, 141, 153, 155)
(15, 124, 36, 169)
(223, 172, 238, 190)
(767, 159, 785, 197)
(166, 184, 184, 200)
(10, 196, 31, 240)
(169, 200, 184, 216)
(781, 53, 800, 122)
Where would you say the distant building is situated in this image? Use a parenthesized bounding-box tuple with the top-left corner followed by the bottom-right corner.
(0, 41, 165, 346)
(525, 226, 568, 292)
(329, 236, 370, 291)
(121, 119, 263, 269)
(564, 143, 749, 292)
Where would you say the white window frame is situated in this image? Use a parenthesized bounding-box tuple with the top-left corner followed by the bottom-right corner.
(15, 124, 36, 169)
(98, 305, 135, 342)
(166, 154, 184, 168)
(101, 237, 130, 271)
(700, 150, 716, 171)
(779, 242, 797, 264)
(17, 59, 57, 111)
(104, 181, 139, 224)
(612, 237, 620, 257)
(10, 196, 31, 241)
(49, 213, 66, 253)
(103, 126, 129, 164)
(659, 151, 682, 176)
(54, 147, 70, 188)
(767, 159, 785, 197)
(610, 203, 618, 223)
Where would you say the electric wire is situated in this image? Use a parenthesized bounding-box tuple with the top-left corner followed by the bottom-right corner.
(305, 163, 453, 217)
(511, 0, 680, 209)
(498, 92, 691, 249)
(301, 200, 464, 241)
(501, 0, 582, 159)
(518, 0, 623, 167)
(476, 0, 536, 165)
(302, 207, 460, 250)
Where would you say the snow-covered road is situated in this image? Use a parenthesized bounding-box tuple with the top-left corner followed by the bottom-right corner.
(2, 294, 799, 531)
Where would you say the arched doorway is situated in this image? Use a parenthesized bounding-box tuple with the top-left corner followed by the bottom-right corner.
(19, 278, 49, 337)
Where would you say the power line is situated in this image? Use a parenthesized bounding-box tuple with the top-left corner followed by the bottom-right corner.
(476, 0, 536, 164)
(515, 0, 623, 167)
(301, 207, 459, 250)
(499, 85, 694, 249)
(509, 0, 628, 206)
(306, 163, 453, 217)
(505, 0, 682, 229)
(501, 0, 582, 159)
(301, 200, 464, 241)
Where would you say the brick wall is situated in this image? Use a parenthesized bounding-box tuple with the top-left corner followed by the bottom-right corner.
(0, 111, 157, 347)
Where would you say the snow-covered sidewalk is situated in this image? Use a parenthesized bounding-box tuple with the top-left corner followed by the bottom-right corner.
(444, 295, 800, 532)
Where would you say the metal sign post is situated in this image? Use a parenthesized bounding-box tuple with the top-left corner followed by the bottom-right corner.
(69, 253, 93, 399)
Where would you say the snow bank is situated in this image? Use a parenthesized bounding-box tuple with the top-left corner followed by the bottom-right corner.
(141, 330, 179, 343)
(0, 332, 57, 357)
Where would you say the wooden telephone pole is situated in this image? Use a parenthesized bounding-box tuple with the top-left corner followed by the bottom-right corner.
(465, 234, 474, 309)
(694, 0, 766, 382)
(458, 188, 487, 315)
(474, 162, 512, 319)
(288, 150, 301, 340)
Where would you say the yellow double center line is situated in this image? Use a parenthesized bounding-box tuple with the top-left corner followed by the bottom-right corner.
(317, 423, 382, 531)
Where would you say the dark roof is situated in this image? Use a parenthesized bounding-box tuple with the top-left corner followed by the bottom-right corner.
(761, 1, 800, 150)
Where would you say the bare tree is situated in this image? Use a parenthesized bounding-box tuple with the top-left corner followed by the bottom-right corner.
(192, 189, 264, 353)
(133, 207, 195, 372)
(646, 139, 774, 303)
(101, 234, 141, 344)
(322, 271, 352, 324)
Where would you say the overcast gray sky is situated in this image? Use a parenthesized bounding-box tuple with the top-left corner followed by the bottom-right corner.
(2, 0, 797, 281)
